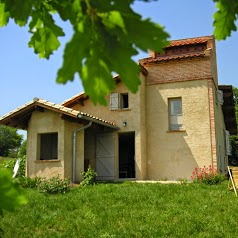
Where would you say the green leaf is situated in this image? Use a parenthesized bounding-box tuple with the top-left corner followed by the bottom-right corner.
(0, 169, 27, 213)
(57, 16, 91, 84)
(213, 0, 238, 40)
(28, 10, 65, 59)
(0, 3, 9, 26)
(124, 13, 169, 52)
(81, 56, 114, 105)
(4, 0, 33, 26)
(57, 0, 169, 104)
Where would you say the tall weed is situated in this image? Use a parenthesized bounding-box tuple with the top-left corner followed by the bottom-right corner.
(191, 165, 226, 185)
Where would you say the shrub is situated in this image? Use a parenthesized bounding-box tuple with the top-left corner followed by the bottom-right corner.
(16, 176, 42, 189)
(2, 156, 26, 177)
(81, 166, 97, 186)
(38, 175, 70, 194)
(191, 165, 226, 185)
(18, 140, 27, 158)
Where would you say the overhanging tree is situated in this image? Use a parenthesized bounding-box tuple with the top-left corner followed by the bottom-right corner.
(0, 125, 23, 157)
(0, 0, 237, 217)
(0, 0, 236, 104)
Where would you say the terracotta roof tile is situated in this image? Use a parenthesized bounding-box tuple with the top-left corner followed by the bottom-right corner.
(61, 92, 85, 106)
(0, 98, 118, 129)
(142, 52, 205, 64)
(0, 101, 33, 120)
(168, 36, 210, 47)
(61, 75, 122, 107)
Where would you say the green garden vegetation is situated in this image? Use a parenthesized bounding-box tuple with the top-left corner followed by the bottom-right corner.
(0, 182, 237, 238)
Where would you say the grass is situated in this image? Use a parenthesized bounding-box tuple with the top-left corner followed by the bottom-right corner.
(0, 156, 14, 164)
(1, 182, 238, 238)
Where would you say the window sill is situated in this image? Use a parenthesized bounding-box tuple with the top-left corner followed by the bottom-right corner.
(167, 129, 186, 133)
(111, 108, 131, 112)
(35, 160, 60, 163)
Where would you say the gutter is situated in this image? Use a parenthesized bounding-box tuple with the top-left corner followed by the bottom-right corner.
(72, 121, 92, 183)
(77, 114, 119, 130)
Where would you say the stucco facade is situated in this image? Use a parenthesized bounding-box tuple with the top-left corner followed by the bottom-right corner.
(27, 109, 85, 181)
(0, 36, 235, 182)
(70, 72, 147, 180)
(145, 80, 213, 179)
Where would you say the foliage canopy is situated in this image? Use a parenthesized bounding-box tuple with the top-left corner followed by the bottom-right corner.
(0, 125, 23, 157)
(0, 169, 27, 215)
(1, 0, 236, 104)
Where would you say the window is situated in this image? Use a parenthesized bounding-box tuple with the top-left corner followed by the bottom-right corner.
(110, 93, 129, 110)
(121, 93, 129, 109)
(40, 133, 58, 160)
(225, 130, 231, 155)
(217, 90, 224, 105)
(169, 98, 183, 131)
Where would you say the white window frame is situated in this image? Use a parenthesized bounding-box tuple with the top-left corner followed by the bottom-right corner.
(168, 97, 183, 131)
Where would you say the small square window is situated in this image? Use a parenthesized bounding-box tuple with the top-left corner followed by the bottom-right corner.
(40, 133, 58, 160)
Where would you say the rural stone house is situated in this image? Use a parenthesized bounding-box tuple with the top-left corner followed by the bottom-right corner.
(0, 35, 236, 182)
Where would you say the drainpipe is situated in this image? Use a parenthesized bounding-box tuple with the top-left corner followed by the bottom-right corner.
(72, 121, 92, 183)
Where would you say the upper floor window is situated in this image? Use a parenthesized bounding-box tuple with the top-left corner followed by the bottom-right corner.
(110, 93, 129, 110)
(217, 90, 224, 105)
(168, 98, 183, 131)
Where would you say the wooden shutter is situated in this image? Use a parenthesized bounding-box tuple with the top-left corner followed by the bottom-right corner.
(217, 90, 224, 105)
(225, 130, 231, 155)
(110, 93, 119, 110)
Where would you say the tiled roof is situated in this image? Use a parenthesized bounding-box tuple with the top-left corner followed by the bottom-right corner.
(0, 98, 118, 129)
(141, 36, 213, 65)
(61, 67, 147, 108)
(61, 92, 85, 107)
(61, 75, 120, 107)
(141, 52, 206, 64)
(168, 36, 211, 47)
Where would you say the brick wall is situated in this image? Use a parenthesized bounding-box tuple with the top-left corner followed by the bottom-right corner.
(145, 57, 212, 85)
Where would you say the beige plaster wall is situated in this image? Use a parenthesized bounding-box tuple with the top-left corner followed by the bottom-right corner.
(72, 73, 147, 180)
(63, 121, 84, 182)
(145, 79, 213, 180)
(27, 110, 64, 179)
(27, 109, 85, 181)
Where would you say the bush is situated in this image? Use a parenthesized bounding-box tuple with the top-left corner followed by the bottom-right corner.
(16, 176, 42, 189)
(191, 165, 226, 185)
(81, 166, 97, 186)
(18, 140, 27, 158)
(38, 175, 70, 194)
(2, 156, 26, 177)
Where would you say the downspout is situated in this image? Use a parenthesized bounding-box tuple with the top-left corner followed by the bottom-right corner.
(72, 121, 92, 183)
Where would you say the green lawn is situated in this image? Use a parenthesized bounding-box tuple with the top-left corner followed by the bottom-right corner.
(0, 182, 237, 238)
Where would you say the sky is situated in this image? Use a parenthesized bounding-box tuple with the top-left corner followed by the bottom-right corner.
(1, 0, 238, 138)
